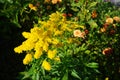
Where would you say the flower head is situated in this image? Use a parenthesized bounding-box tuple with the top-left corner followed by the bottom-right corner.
(113, 16, 120, 22)
(47, 49, 57, 59)
(29, 3, 37, 11)
(42, 60, 51, 71)
(73, 30, 85, 38)
(23, 54, 32, 65)
(106, 18, 113, 24)
(52, 0, 62, 4)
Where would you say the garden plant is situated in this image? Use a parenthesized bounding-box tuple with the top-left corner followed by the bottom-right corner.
(13, 0, 120, 80)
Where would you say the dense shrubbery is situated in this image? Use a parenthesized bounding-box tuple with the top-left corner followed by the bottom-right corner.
(1, 0, 120, 80)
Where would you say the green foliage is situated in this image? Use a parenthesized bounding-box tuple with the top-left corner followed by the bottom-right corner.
(12, 0, 120, 80)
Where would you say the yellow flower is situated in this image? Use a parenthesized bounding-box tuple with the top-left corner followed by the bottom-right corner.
(29, 3, 37, 11)
(14, 45, 23, 53)
(113, 16, 120, 22)
(47, 50, 57, 59)
(54, 30, 63, 36)
(22, 32, 31, 39)
(67, 38, 73, 43)
(45, 37, 52, 43)
(54, 56, 60, 61)
(52, 38, 59, 45)
(73, 30, 86, 38)
(105, 77, 109, 80)
(43, 42, 49, 52)
(106, 18, 113, 24)
(23, 54, 32, 65)
(51, 0, 62, 4)
(58, 0, 62, 2)
(42, 60, 51, 71)
(34, 48, 43, 59)
(51, 0, 58, 4)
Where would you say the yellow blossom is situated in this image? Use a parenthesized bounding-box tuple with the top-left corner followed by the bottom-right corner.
(23, 54, 32, 65)
(51, 0, 62, 4)
(22, 32, 31, 39)
(105, 77, 109, 80)
(14, 45, 23, 53)
(106, 18, 113, 24)
(54, 30, 63, 36)
(51, 0, 58, 4)
(43, 42, 49, 52)
(42, 60, 51, 71)
(113, 16, 120, 22)
(67, 38, 73, 43)
(22, 40, 35, 51)
(73, 30, 86, 38)
(52, 38, 59, 44)
(47, 49, 57, 59)
(54, 56, 60, 61)
(34, 48, 43, 59)
(29, 3, 37, 11)
(45, 37, 52, 43)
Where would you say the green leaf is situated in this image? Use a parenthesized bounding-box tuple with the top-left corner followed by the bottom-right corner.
(52, 78, 60, 80)
(13, 21, 21, 28)
(85, 50, 91, 54)
(88, 2, 97, 9)
(20, 72, 31, 79)
(62, 70, 68, 80)
(71, 70, 81, 79)
(88, 20, 98, 28)
(36, 72, 40, 80)
(71, 7, 79, 12)
(86, 62, 99, 68)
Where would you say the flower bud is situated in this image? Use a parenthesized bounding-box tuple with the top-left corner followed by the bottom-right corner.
(102, 47, 113, 55)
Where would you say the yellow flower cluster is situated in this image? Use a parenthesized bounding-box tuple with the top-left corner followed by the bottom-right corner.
(14, 11, 82, 70)
(23, 53, 32, 65)
(42, 60, 51, 71)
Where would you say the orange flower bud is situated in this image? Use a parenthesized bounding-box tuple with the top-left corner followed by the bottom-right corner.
(91, 10, 97, 18)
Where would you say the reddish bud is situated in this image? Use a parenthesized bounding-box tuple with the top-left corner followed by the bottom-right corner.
(68, 13, 72, 17)
(109, 30, 115, 35)
(75, 0, 79, 3)
(84, 29, 89, 35)
(63, 13, 67, 17)
(102, 47, 113, 55)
